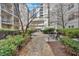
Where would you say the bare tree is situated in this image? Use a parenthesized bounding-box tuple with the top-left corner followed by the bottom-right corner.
(48, 3, 65, 29)
(14, 3, 25, 34)
(14, 3, 41, 36)
(23, 9, 42, 36)
(54, 3, 65, 29)
(14, 3, 43, 36)
(60, 4, 65, 28)
(21, 4, 42, 36)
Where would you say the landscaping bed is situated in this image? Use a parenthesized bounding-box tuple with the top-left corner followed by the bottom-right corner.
(0, 34, 31, 56)
(57, 28, 79, 38)
(56, 28, 79, 55)
(0, 29, 21, 39)
(60, 36, 79, 56)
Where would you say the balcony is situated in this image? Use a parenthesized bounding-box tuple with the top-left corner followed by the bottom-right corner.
(1, 19, 12, 25)
(1, 4, 13, 14)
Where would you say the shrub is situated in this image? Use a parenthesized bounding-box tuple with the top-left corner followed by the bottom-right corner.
(27, 29, 35, 35)
(56, 29, 65, 35)
(57, 28, 79, 38)
(0, 35, 25, 56)
(42, 28, 55, 34)
(60, 36, 79, 53)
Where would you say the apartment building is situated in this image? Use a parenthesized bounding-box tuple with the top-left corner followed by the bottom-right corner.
(30, 3, 64, 30)
(29, 3, 79, 30)
(0, 3, 28, 30)
(49, 3, 79, 29)
(29, 3, 49, 30)
(63, 3, 79, 28)
(48, 3, 59, 29)
(29, 7, 44, 30)
(49, 3, 68, 29)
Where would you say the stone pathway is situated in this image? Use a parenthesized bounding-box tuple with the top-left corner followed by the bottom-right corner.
(19, 32, 54, 56)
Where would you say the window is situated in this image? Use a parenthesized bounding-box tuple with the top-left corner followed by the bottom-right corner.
(68, 3, 74, 10)
(40, 11, 43, 17)
(39, 6, 43, 17)
(40, 7, 43, 11)
(68, 14, 75, 21)
(1, 4, 5, 9)
(2, 24, 12, 29)
(74, 12, 79, 18)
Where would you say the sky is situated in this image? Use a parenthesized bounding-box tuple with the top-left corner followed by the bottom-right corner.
(27, 3, 41, 11)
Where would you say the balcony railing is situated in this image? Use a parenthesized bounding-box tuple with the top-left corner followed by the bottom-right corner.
(1, 4, 13, 14)
(1, 19, 12, 24)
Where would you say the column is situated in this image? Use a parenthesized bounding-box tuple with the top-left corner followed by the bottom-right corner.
(11, 4, 14, 30)
(0, 4, 2, 29)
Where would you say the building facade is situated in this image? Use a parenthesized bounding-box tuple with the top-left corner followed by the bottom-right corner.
(63, 3, 79, 28)
(29, 3, 63, 30)
(0, 3, 28, 30)
(30, 3, 79, 30)
(29, 3, 49, 30)
(49, 3, 79, 29)
(49, 3, 60, 29)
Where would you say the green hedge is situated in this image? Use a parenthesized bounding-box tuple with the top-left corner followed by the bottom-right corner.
(0, 29, 18, 32)
(27, 28, 36, 35)
(0, 35, 25, 56)
(60, 36, 79, 53)
(57, 28, 79, 38)
(42, 28, 55, 34)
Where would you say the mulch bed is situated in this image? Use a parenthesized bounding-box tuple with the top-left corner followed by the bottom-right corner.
(47, 41, 71, 56)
